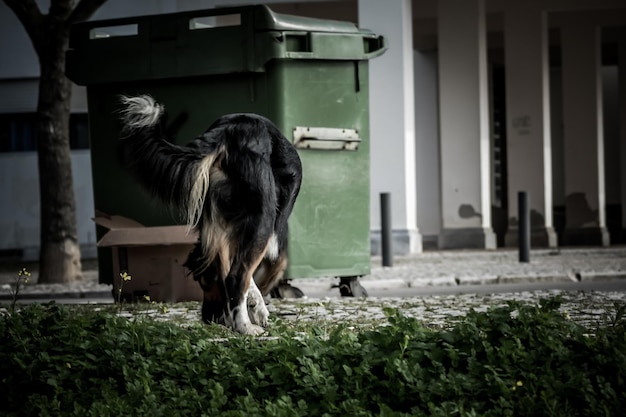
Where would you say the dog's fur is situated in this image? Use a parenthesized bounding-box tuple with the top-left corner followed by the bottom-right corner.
(118, 95, 302, 335)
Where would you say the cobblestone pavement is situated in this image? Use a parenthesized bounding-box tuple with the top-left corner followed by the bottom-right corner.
(2, 247, 625, 330)
(106, 289, 624, 331)
(274, 291, 626, 328)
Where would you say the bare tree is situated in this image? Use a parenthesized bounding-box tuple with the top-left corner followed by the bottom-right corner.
(3, 0, 106, 283)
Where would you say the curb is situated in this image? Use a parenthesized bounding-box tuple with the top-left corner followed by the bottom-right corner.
(1, 272, 625, 302)
(578, 272, 626, 282)
(0, 290, 112, 301)
(290, 272, 625, 293)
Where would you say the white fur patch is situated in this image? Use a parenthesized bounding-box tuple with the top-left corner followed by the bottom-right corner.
(265, 233, 279, 261)
(232, 299, 264, 336)
(247, 279, 269, 327)
(119, 95, 163, 131)
(196, 213, 232, 274)
(186, 153, 216, 230)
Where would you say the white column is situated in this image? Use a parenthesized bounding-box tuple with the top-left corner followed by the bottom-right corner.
(503, 3, 557, 248)
(414, 51, 441, 249)
(619, 30, 626, 243)
(437, 0, 495, 249)
(359, 0, 422, 255)
(561, 21, 610, 246)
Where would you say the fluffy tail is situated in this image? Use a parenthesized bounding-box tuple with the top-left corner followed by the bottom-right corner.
(118, 95, 219, 230)
(119, 95, 164, 130)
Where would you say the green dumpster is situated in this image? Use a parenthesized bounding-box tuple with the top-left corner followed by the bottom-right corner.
(66, 5, 387, 288)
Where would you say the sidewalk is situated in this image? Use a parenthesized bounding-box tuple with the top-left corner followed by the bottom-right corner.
(296, 246, 626, 294)
(1, 247, 625, 301)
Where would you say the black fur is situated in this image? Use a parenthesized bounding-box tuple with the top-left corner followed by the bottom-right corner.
(118, 95, 302, 334)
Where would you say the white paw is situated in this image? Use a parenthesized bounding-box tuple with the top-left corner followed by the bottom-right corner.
(248, 301, 270, 328)
(247, 279, 270, 327)
(230, 301, 265, 335)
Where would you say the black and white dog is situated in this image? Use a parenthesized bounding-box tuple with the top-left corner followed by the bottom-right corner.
(118, 95, 302, 335)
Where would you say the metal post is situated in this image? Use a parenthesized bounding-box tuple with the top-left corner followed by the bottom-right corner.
(518, 191, 530, 263)
(380, 192, 393, 267)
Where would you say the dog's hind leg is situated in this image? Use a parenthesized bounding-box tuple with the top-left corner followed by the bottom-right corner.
(254, 252, 288, 296)
(184, 242, 228, 325)
(198, 262, 228, 325)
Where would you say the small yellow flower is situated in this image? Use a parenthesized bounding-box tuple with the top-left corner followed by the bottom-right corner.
(516, 380, 523, 387)
(66, 362, 72, 369)
(16, 268, 30, 284)
(19, 268, 31, 281)
(120, 272, 132, 281)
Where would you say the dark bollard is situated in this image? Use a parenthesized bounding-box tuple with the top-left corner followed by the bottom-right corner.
(380, 192, 393, 267)
(518, 191, 530, 263)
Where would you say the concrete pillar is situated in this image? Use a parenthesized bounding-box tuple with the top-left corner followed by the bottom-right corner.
(561, 21, 610, 246)
(619, 30, 626, 243)
(414, 51, 441, 249)
(602, 63, 621, 244)
(437, 0, 495, 249)
(503, 3, 557, 248)
(359, 0, 422, 255)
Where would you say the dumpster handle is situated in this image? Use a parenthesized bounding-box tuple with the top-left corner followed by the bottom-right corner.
(189, 13, 242, 30)
(88, 23, 138, 39)
(362, 35, 387, 59)
(293, 126, 361, 151)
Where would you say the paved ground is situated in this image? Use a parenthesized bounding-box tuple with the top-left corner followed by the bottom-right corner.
(1, 247, 625, 329)
(2, 247, 625, 296)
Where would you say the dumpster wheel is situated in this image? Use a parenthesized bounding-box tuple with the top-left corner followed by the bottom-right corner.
(334, 276, 368, 298)
(269, 280, 305, 299)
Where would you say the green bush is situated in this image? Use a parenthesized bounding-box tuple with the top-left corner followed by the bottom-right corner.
(1, 299, 624, 416)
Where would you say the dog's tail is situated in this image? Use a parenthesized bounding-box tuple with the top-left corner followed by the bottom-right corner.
(117, 95, 219, 230)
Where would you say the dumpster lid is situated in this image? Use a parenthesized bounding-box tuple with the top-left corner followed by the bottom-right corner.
(66, 4, 387, 84)
(251, 5, 362, 34)
(68, 5, 364, 40)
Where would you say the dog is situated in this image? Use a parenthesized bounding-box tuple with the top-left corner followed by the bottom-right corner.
(117, 95, 302, 335)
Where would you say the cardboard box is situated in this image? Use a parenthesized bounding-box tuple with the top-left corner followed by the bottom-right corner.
(94, 211, 203, 303)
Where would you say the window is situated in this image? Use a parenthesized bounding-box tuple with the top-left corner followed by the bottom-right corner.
(0, 114, 37, 152)
(69, 114, 89, 150)
(0, 113, 90, 152)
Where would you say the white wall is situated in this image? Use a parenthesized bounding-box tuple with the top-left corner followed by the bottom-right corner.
(0, 2, 39, 79)
(0, 151, 96, 260)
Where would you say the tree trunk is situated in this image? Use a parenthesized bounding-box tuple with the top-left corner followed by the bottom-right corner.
(36, 15, 83, 284)
(4, 0, 107, 283)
